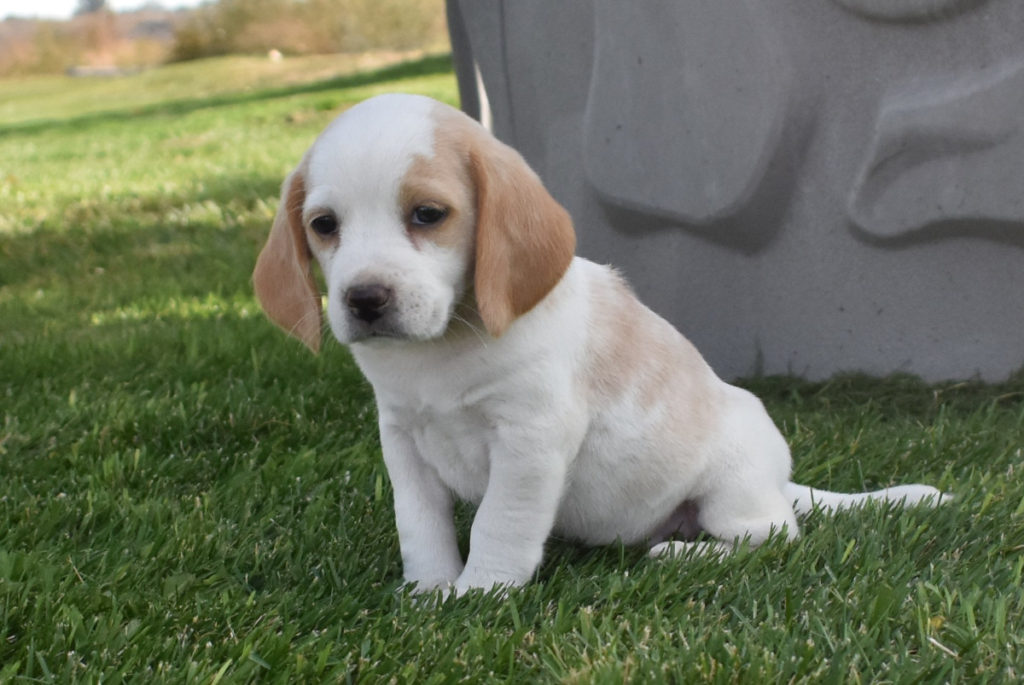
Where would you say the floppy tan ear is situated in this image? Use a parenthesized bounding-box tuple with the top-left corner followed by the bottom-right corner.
(471, 137, 576, 337)
(252, 168, 322, 352)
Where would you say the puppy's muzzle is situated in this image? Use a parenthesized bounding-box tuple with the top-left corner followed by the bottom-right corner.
(345, 283, 393, 323)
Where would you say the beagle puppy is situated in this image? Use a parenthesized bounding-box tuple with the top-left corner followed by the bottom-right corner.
(253, 94, 947, 595)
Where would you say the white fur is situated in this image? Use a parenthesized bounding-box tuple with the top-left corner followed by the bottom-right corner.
(258, 94, 950, 596)
(305, 94, 472, 344)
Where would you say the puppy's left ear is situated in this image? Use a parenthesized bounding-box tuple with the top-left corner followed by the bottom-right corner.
(471, 136, 576, 337)
(252, 168, 322, 352)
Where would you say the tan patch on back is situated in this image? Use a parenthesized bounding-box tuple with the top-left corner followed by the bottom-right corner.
(586, 269, 720, 418)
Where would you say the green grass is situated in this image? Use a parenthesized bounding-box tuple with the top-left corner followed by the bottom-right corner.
(1, 53, 1023, 682)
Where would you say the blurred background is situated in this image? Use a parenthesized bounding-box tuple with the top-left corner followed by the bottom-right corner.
(0, 0, 449, 76)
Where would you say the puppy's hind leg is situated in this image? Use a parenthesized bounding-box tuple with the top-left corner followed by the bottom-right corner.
(649, 485, 800, 559)
(651, 386, 799, 559)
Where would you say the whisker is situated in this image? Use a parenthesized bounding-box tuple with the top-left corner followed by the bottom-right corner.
(460, 319, 488, 343)
(286, 308, 317, 339)
(450, 309, 489, 346)
(281, 291, 329, 343)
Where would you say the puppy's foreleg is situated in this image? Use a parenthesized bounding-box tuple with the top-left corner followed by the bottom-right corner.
(379, 420, 464, 592)
(454, 437, 567, 595)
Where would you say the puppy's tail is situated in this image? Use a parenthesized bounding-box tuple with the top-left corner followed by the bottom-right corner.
(784, 482, 951, 515)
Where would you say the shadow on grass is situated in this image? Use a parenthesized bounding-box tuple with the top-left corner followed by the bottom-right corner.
(0, 171, 282, 290)
(0, 53, 454, 140)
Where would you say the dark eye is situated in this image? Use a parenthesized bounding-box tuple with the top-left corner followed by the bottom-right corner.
(310, 214, 338, 236)
(410, 205, 448, 227)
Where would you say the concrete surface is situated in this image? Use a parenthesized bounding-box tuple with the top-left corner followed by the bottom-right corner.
(447, 0, 1024, 380)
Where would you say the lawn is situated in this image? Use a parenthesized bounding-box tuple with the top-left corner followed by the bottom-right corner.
(1, 53, 1022, 682)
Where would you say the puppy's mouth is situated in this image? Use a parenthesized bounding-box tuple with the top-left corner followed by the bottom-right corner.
(337, 311, 452, 345)
(340, 317, 405, 343)
(362, 326, 403, 341)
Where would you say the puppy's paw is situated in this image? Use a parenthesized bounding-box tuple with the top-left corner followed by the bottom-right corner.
(451, 568, 524, 599)
(403, 577, 456, 595)
(451, 580, 514, 600)
(648, 539, 734, 559)
(397, 579, 455, 609)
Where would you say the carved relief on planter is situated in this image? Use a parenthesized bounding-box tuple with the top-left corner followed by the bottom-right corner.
(582, 0, 792, 225)
(831, 0, 988, 22)
(848, 59, 1024, 240)
(447, 0, 1024, 381)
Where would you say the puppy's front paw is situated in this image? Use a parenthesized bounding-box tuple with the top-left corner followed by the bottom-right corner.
(401, 583, 454, 608)
(404, 576, 457, 596)
(451, 580, 513, 600)
(648, 539, 734, 559)
(451, 568, 523, 599)
(403, 579, 507, 606)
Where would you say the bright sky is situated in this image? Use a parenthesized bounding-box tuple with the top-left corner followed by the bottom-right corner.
(0, 0, 205, 20)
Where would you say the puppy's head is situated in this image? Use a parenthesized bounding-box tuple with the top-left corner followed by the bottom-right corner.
(253, 93, 575, 351)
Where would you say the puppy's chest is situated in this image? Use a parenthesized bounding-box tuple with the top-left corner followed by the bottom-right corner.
(355, 341, 563, 504)
(390, 402, 493, 503)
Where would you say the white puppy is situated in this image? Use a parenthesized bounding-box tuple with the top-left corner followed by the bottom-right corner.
(253, 94, 947, 595)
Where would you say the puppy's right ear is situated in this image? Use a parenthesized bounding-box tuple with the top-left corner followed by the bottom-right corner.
(252, 168, 322, 352)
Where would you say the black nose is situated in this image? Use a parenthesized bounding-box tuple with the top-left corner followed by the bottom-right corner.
(345, 284, 392, 323)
